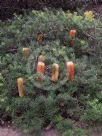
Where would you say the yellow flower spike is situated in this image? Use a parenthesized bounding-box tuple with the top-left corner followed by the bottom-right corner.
(38, 55, 45, 62)
(51, 63, 59, 82)
(17, 78, 25, 97)
(23, 48, 30, 58)
(84, 11, 94, 21)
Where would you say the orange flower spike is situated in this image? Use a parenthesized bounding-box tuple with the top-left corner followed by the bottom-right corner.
(37, 62, 45, 80)
(37, 62, 45, 74)
(22, 48, 30, 58)
(66, 62, 75, 81)
(51, 63, 59, 82)
(17, 78, 25, 97)
(69, 29, 77, 38)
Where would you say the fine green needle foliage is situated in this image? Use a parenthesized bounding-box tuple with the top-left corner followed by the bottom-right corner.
(0, 10, 102, 135)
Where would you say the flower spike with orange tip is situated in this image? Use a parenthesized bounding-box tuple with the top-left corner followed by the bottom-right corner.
(66, 62, 75, 81)
(22, 48, 30, 58)
(17, 78, 25, 97)
(69, 29, 76, 38)
(51, 63, 59, 82)
(36, 62, 45, 80)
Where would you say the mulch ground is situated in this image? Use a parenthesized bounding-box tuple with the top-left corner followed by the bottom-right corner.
(0, 127, 22, 136)
(0, 127, 58, 136)
(0, 126, 102, 136)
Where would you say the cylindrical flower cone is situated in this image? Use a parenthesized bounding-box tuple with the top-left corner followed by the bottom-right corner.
(22, 48, 30, 58)
(38, 55, 45, 62)
(37, 33, 44, 44)
(66, 62, 75, 81)
(70, 39, 75, 46)
(51, 63, 59, 82)
(37, 62, 45, 80)
(17, 78, 25, 97)
(69, 29, 76, 38)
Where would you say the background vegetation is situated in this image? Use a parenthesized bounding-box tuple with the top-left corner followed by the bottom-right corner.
(0, 0, 102, 20)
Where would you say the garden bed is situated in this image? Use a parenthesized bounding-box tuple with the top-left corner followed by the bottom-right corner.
(0, 9, 102, 136)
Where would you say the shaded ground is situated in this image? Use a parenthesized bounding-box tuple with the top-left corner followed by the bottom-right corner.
(0, 126, 102, 136)
(0, 127, 22, 136)
(92, 126, 102, 136)
(42, 129, 58, 136)
(0, 127, 58, 136)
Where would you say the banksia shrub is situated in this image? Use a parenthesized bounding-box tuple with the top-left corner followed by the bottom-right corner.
(0, 10, 102, 135)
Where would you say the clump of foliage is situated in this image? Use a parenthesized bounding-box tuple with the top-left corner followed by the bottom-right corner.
(0, 10, 102, 135)
(81, 99, 102, 123)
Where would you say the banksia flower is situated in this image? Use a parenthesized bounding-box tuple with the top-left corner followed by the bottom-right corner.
(22, 48, 30, 58)
(37, 62, 45, 80)
(69, 29, 76, 38)
(17, 78, 25, 97)
(38, 55, 45, 62)
(37, 33, 44, 43)
(66, 62, 75, 81)
(84, 11, 94, 21)
(51, 63, 59, 81)
(70, 39, 75, 46)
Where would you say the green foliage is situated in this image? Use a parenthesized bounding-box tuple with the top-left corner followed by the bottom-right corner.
(81, 99, 102, 123)
(56, 119, 73, 133)
(56, 119, 91, 136)
(0, 9, 102, 135)
(0, 73, 4, 90)
(62, 129, 74, 136)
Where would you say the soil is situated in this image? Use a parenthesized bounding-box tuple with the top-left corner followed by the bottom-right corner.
(92, 126, 102, 136)
(0, 127, 58, 136)
(0, 126, 102, 136)
(42, 129, 58, 136)
(0, 127, 22, 136)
